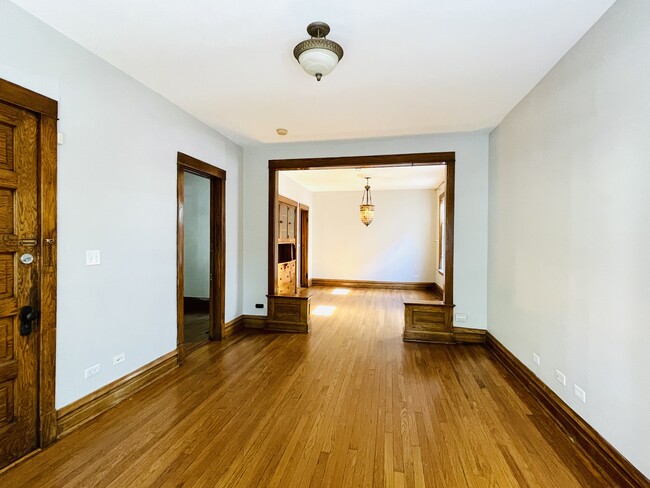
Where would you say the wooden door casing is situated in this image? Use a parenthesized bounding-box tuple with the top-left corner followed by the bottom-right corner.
(176, 152, 226, 363)
(0, 101, 40, 467)
(299, 204, 309, 288)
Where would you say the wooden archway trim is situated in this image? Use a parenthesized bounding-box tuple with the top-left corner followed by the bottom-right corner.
(268, 151, 456, 306)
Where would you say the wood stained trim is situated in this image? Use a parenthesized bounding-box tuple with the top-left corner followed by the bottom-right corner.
(268, 170, 278, 295)
(176, 167, 185, 360)
(444, 162, 455, 304)
(310, 279, 435, 291)
(38, 114, 58, 446)
(299, 204, 309, 288)
(453, 326, 486, 344)
(278, 194, 299, 207)
(269, 152, 455, 170)
(432, 282, 444, 298)
(177, 153, 227, 359)
(178, 152, 226, 180)
(57, 350, 178, 438)
(211, 175, 226, 341)
(242, 315, 268, 329)
(0, 78, 59, 447)
(0, 77, 57, 118)
(224, 316, 244, 338)
(485, 333, 649, 488)
(268, 151, 456, 308)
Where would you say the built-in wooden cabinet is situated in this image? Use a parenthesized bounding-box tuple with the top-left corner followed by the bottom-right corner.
(277, 260, 296, 295)
(278, 200, 296, 242)
(277, 196, 298, 295)
(268, 194, 311, 333)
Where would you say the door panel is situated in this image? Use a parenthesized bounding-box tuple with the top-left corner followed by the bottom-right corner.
(0, 101, 39, 468)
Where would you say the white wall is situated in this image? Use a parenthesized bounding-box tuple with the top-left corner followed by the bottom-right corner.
(488, 0, 649, 476)
(0, 0, 244, 408)
(278, 172, 314, 209)
(311, 190, 437, 282)
(244, 132, 489, 329)
(183, 172, 210, 298)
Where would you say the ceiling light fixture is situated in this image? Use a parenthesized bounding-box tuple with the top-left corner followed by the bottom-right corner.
(293, 22, 344, 81)
(360, 177, 374, 226)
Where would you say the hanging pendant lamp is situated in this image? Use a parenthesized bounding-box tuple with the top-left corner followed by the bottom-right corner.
(360, 177, 374, 226)
(293, 22, 344, 81)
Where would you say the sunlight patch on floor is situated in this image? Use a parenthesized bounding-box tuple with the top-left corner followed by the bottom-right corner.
(331, 288, 350, 295)
(312, 305, 336, 316)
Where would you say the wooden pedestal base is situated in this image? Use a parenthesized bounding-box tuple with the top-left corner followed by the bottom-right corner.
(403, 300, 455, 344)
(267, 295, 311, 333)
(403, 301, 486, 344)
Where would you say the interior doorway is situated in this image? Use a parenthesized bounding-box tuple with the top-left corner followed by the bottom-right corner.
(268, 153, 455, 305)
(177, 153, 226, 361)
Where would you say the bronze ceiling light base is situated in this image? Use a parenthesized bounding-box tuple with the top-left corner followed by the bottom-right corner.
(293, 22, 344, 81)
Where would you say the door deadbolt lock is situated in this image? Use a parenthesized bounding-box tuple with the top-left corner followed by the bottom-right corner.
(20, 306, 38, 336)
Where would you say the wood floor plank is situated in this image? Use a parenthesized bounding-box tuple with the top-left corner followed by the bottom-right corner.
(0, 287, 619, 487)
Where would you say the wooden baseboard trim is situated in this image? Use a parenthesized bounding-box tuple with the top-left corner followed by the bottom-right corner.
(432, 282, 444, 297)
(453, 326, 486, 343)
(57, 350, 179, 438)
(485, 333, 649, 488)
(242, 315, 268, 329)
(311, 278, 435, 291)
(224, 315, 244, 337)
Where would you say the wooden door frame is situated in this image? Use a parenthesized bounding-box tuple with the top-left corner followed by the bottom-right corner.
(0, 78, 58, 447)
(299, 204, 309, 288)
(177, 153, 226, 361)
(268, 152, 455, 305)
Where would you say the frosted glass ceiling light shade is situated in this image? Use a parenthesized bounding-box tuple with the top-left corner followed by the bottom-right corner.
(293, 22, 344, 81)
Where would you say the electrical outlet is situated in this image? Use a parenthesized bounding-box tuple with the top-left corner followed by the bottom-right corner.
(455, 313, 468, 323)
(574, 385, 586, 403)
(113, 352, 125, 365)
(86, 249, 101, 266)
(533, 353, 541, 366)
(84, 363, 101, 379)
(555, 369, 566, 386)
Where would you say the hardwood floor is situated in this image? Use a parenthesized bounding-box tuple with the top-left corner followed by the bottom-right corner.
(0, 287, 615, 487)
(184, 312, 209, 345)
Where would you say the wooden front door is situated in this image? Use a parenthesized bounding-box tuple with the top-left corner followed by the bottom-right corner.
(0, 100, 40, 468)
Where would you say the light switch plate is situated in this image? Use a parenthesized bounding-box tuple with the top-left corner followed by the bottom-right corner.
(86, 250, 101, 266)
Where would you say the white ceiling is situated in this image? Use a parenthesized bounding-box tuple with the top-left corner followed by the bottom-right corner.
(283, 166, 446, 192)
(10, 0, 615, 145)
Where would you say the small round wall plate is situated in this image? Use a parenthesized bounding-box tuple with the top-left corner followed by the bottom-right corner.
(20, 253, 34, 265)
